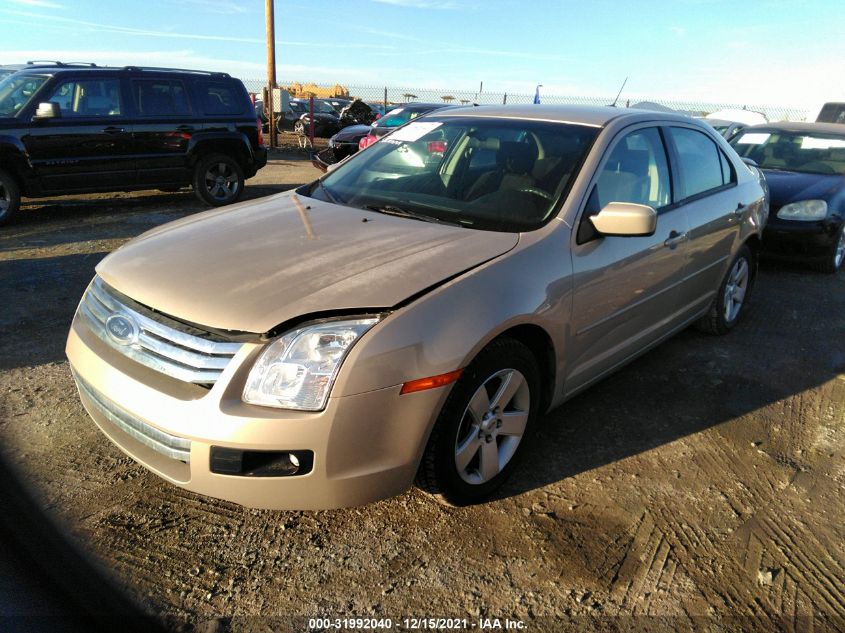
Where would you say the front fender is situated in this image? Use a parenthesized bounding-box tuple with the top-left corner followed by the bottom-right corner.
(333, 223, 573, 406)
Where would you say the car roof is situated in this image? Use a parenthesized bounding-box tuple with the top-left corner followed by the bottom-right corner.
(433, 104, 695, 128)
(392, 102, 450, 111)
(741, 121, 845, 136)
(6, 62, 231, 79)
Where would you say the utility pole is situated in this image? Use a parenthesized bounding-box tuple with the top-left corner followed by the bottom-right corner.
(265, 0, 277, 149)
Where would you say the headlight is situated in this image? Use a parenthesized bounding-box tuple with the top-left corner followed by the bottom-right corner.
(777, 199, 828, 221)
(243, 317, 379, 411)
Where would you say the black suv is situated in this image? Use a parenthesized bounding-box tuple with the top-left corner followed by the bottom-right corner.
(0, 62, 267, 225)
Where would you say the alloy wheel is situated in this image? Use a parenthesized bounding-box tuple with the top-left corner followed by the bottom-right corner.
(454, 368, 530, 485)
(204, 162, 240, 201)
(723, 257, 749, 323)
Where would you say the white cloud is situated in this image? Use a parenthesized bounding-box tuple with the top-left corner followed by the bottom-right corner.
(372, 0, 466, 8)
(168, 0, 251, 14)
(9, 0, 64, 8)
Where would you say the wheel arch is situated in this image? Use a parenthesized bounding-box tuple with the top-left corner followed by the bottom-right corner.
(488, 323, 556, 415)
(742, 233, 762, 278)
(188, 134, 252, 167)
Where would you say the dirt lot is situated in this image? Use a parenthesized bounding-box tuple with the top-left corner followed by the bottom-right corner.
(0, 152, 843, 632)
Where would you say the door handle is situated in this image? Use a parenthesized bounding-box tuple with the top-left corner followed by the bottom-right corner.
(664, 230, 688, 249)
(177, 125, 195, 132)
(101, 126, 125, 134)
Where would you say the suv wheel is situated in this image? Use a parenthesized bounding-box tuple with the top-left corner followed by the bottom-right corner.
(193, 154, 245, 206)
(696, 244, 754, 335)
(416, 339, 540, 506)
(0, 169, 21, 227)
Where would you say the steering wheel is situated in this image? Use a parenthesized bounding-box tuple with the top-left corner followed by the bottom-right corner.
(518, 186, 553, 200)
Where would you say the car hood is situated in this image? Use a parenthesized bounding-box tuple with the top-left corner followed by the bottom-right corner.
(303, 112, 339, 121)
(96, 192, 519, 334)
(333, 124, 371, 142)
(763, 169, 845, 212)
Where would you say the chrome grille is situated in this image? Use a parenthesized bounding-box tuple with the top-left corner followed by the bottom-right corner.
(78, 276, 242, 384)
(73, 370, 191, 463)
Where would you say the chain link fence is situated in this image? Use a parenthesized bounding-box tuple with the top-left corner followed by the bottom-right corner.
(241, 79, 808, 123)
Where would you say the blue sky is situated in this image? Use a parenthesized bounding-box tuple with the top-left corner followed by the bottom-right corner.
(2, 0, 844, 108)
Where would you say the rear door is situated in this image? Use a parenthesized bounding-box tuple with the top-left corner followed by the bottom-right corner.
(566, 125, 690, 394)
(130, 77, 198, 186)
(23, 74, 136, 191)
(663, 125, 744, 319)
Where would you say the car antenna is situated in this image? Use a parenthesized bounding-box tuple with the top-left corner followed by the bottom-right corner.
(611, 77, 628, 107)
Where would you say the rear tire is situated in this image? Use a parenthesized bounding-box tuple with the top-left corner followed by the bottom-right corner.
(0, 169, 21, 227)
(416, 338, 540, 506)
(192, 154, 244, 207)
(817, 224, 844, 274)
(696, 244, 754, 335)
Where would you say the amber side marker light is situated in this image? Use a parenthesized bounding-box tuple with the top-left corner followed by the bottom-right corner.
(400, 369, 463, 395)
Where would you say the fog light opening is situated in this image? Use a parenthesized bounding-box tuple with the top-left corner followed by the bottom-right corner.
(209, 447, 314, 477)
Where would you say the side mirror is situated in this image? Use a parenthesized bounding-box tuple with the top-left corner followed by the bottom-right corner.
(589, 201, 657, 237)
(33, 102, 59, 120)
(741, 157, 759, 168)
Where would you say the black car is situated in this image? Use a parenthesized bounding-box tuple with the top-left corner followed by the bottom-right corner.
(277, 98, 341, 138)
(730, 122, 845, 273)
(0, 63, 267, 225)
(315, 103, 453, 171)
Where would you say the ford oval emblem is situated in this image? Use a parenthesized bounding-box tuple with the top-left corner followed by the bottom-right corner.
(105, 313, 139, 346)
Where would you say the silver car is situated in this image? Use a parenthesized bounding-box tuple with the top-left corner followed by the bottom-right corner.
(66, 105, 768, 509)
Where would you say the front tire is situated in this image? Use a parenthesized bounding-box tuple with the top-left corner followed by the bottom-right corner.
(0, 168, 21, 227)
(818, 224, 844, 274)
(416, 339, 540, 506)
(696, 244, 754, 335)
(192, 154, 244, 207)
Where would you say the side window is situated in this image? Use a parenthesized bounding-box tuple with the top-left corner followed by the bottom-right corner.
(195, 81, 244, 115)
(44, 79, 122, 117)
(667, 127, 730, 199)
(132, 80, 191, 116)
(594, 127, 671, 210)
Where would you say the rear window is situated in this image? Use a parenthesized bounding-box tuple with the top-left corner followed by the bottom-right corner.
(816, 103, 845, 124)
(132, 80, 191, 116)
(195, 81, 246, 115)
(667, 127, 733, 199)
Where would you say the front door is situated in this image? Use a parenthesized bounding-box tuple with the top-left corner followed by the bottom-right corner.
(23, 75, 136, 192)
(566, 126, 690, 395)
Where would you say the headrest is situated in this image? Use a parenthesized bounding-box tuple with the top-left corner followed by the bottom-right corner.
(499, 142, 536, 174)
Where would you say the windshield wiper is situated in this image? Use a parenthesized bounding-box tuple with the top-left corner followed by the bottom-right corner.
(313, 178, 342, 204)
(363, 204, 463, 227)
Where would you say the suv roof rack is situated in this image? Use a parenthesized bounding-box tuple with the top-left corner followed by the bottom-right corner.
(121, 66, 230, 78)
(26, 61, 99, 67)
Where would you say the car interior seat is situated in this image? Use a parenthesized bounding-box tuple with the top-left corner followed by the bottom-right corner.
(596, 146, 649, 207)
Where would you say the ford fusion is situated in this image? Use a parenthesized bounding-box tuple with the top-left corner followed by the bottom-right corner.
(731, 122, 845, 273)
(67, 105, 767, 509)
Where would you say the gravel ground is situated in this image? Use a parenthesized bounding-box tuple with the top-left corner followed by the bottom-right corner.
(0, 153, 843, 632)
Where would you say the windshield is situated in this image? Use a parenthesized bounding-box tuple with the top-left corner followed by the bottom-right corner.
(307, 116, 598, 232)
(0, 74, 49, 116)
(731, 129, 845, 175)
(313, 101, 337, 114)
(376, 106, 438, 129)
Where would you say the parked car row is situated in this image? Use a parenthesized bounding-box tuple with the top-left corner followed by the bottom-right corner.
(314, 102, 461, 170)
(0, 61, 267, 225)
